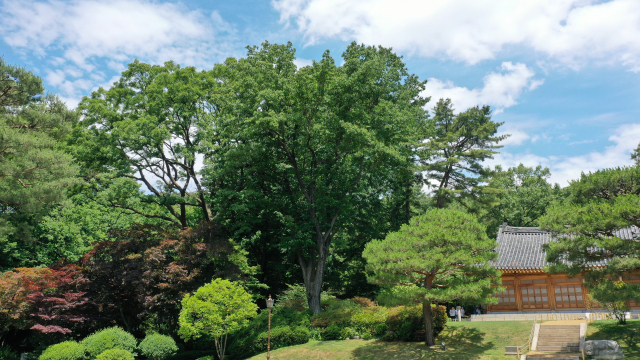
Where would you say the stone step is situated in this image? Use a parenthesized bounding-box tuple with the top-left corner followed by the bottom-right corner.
(536, 346, 580, 352)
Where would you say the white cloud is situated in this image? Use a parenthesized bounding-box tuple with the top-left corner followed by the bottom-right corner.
(1, 0, 240, 106)
(486, 123, 640, 186)
(424, 62, 542, 113)
(500, 129, 530, 146)
(274, 0, 640, 70)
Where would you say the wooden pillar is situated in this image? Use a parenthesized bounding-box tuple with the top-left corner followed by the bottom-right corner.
(515, 272, 523, 312)
(547, 274, 557, 311)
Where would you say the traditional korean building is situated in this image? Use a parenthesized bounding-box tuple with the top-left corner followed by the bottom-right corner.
(487, 224, 640, 313)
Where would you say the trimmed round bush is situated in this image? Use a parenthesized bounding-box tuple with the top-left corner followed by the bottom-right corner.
(95, 349, 135, 360)
(138, 333, 178, 360)
(81, 326, 136, 358)
(39, 341, 85, 360)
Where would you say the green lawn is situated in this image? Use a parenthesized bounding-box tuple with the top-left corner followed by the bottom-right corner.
(586, 319, 640, 359)
(246, 321, 533, 360)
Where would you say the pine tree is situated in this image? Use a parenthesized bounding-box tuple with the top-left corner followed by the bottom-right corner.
(540, 167, 640, 323)
(363, 209, 501, 345)
(421, 99, 507, 209)
(0, 58, 78, 261)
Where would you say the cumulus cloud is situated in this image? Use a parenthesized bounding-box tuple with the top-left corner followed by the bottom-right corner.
(274, 0, 640, 70)
(0, 0, 240, 106)
(485, 123, 640, 186)
(423, 62, 542, 114)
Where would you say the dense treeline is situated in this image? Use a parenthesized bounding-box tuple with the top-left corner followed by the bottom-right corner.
(1, 42, 637, 355)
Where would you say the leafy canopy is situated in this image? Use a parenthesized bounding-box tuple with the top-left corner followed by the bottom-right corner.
(477, 164, 562, 238)
(206, 41, 429, 313)
(178, 279, 258, 360)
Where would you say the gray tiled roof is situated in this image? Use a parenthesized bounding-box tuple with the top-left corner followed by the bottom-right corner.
(492, 225, 640, 270)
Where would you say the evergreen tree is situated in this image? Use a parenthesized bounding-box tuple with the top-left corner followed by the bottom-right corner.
(540, 167, 640, 323)
(632, 142, 639, 166)
(363, 209, 500, 345)
(0, 58, 78, 263)
(422, 98, 506, 208)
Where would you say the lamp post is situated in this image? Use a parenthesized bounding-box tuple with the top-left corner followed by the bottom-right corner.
(266, 295, 274, 360)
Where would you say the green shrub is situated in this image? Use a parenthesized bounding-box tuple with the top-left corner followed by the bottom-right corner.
(340, 327, 357, 340)
(382, 330, 396, 341)
(95, 349, 135, 360)
(382, 304, 447, 341)
(374, 323, 389, 337)
(165, 350, 214, 360)
(361, 332, 373, 340)
(39, 341, 85, 360)
(195, 357, 214, 360)
(321, 324, 342, 340)
(81, 326, 137, 359)
(138, 333, 178, 360)
(253, 326, 310, 353)
(350, 307, 387, 334)
(397, 321, 416, 341)
(0, 346, 19, 360)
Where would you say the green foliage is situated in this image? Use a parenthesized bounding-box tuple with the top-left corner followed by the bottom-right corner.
(0, 346, 19, 360)
(206, 41, 430, 313)
(77, 60, 216, 228)
(322, 325, 343, 340)
(253, 326, 310, 352)
(178, 279, 258, 360)
(374, 323, 389, 337)
(138, 333, 178, 360)
(164, 350, 214, 360)
(632, 142, 639, 167)
(94, 349, 135, 360)
(350, 307, 387, 333)
(421, 98, 506, 209)
(277, 284, 335, 309)
(0, 58, 79, 269)
(363, 209, 501, 345)
(81, 327, 136, 359)
(540, 167, 640, 311)
(340, 327, 357, 339)
(39, 341, 85, 360)
(476, 164, 562, 238)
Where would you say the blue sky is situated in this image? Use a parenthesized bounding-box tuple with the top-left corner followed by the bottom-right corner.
(1, 0, 639, 186)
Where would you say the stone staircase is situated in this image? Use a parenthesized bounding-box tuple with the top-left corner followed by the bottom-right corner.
(526, 322, 585, 360)
(535, 325, 581, 352)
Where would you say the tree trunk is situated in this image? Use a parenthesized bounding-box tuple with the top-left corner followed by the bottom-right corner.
(423, 301, 435, 346)
(299, 243, 327, 315)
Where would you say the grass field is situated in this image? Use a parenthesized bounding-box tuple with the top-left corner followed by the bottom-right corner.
(586, 319, 640, 358)
(247, 321, 533, 360)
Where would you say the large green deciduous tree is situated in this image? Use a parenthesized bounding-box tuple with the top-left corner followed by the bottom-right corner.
(422, 98, 506, 208)
(363, 209, 500, 346)
(178, 279, 257, 360)
(206, 42, 429, 313)
(540, 167, 640, 323)
(77, 61, 216, 228)
(478, 164, 562, 238)
(0, 58, 78, 262)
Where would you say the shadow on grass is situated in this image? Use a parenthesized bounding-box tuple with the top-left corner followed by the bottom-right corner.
(351, 327, 493, 360)
(588, 320, 640, 357)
